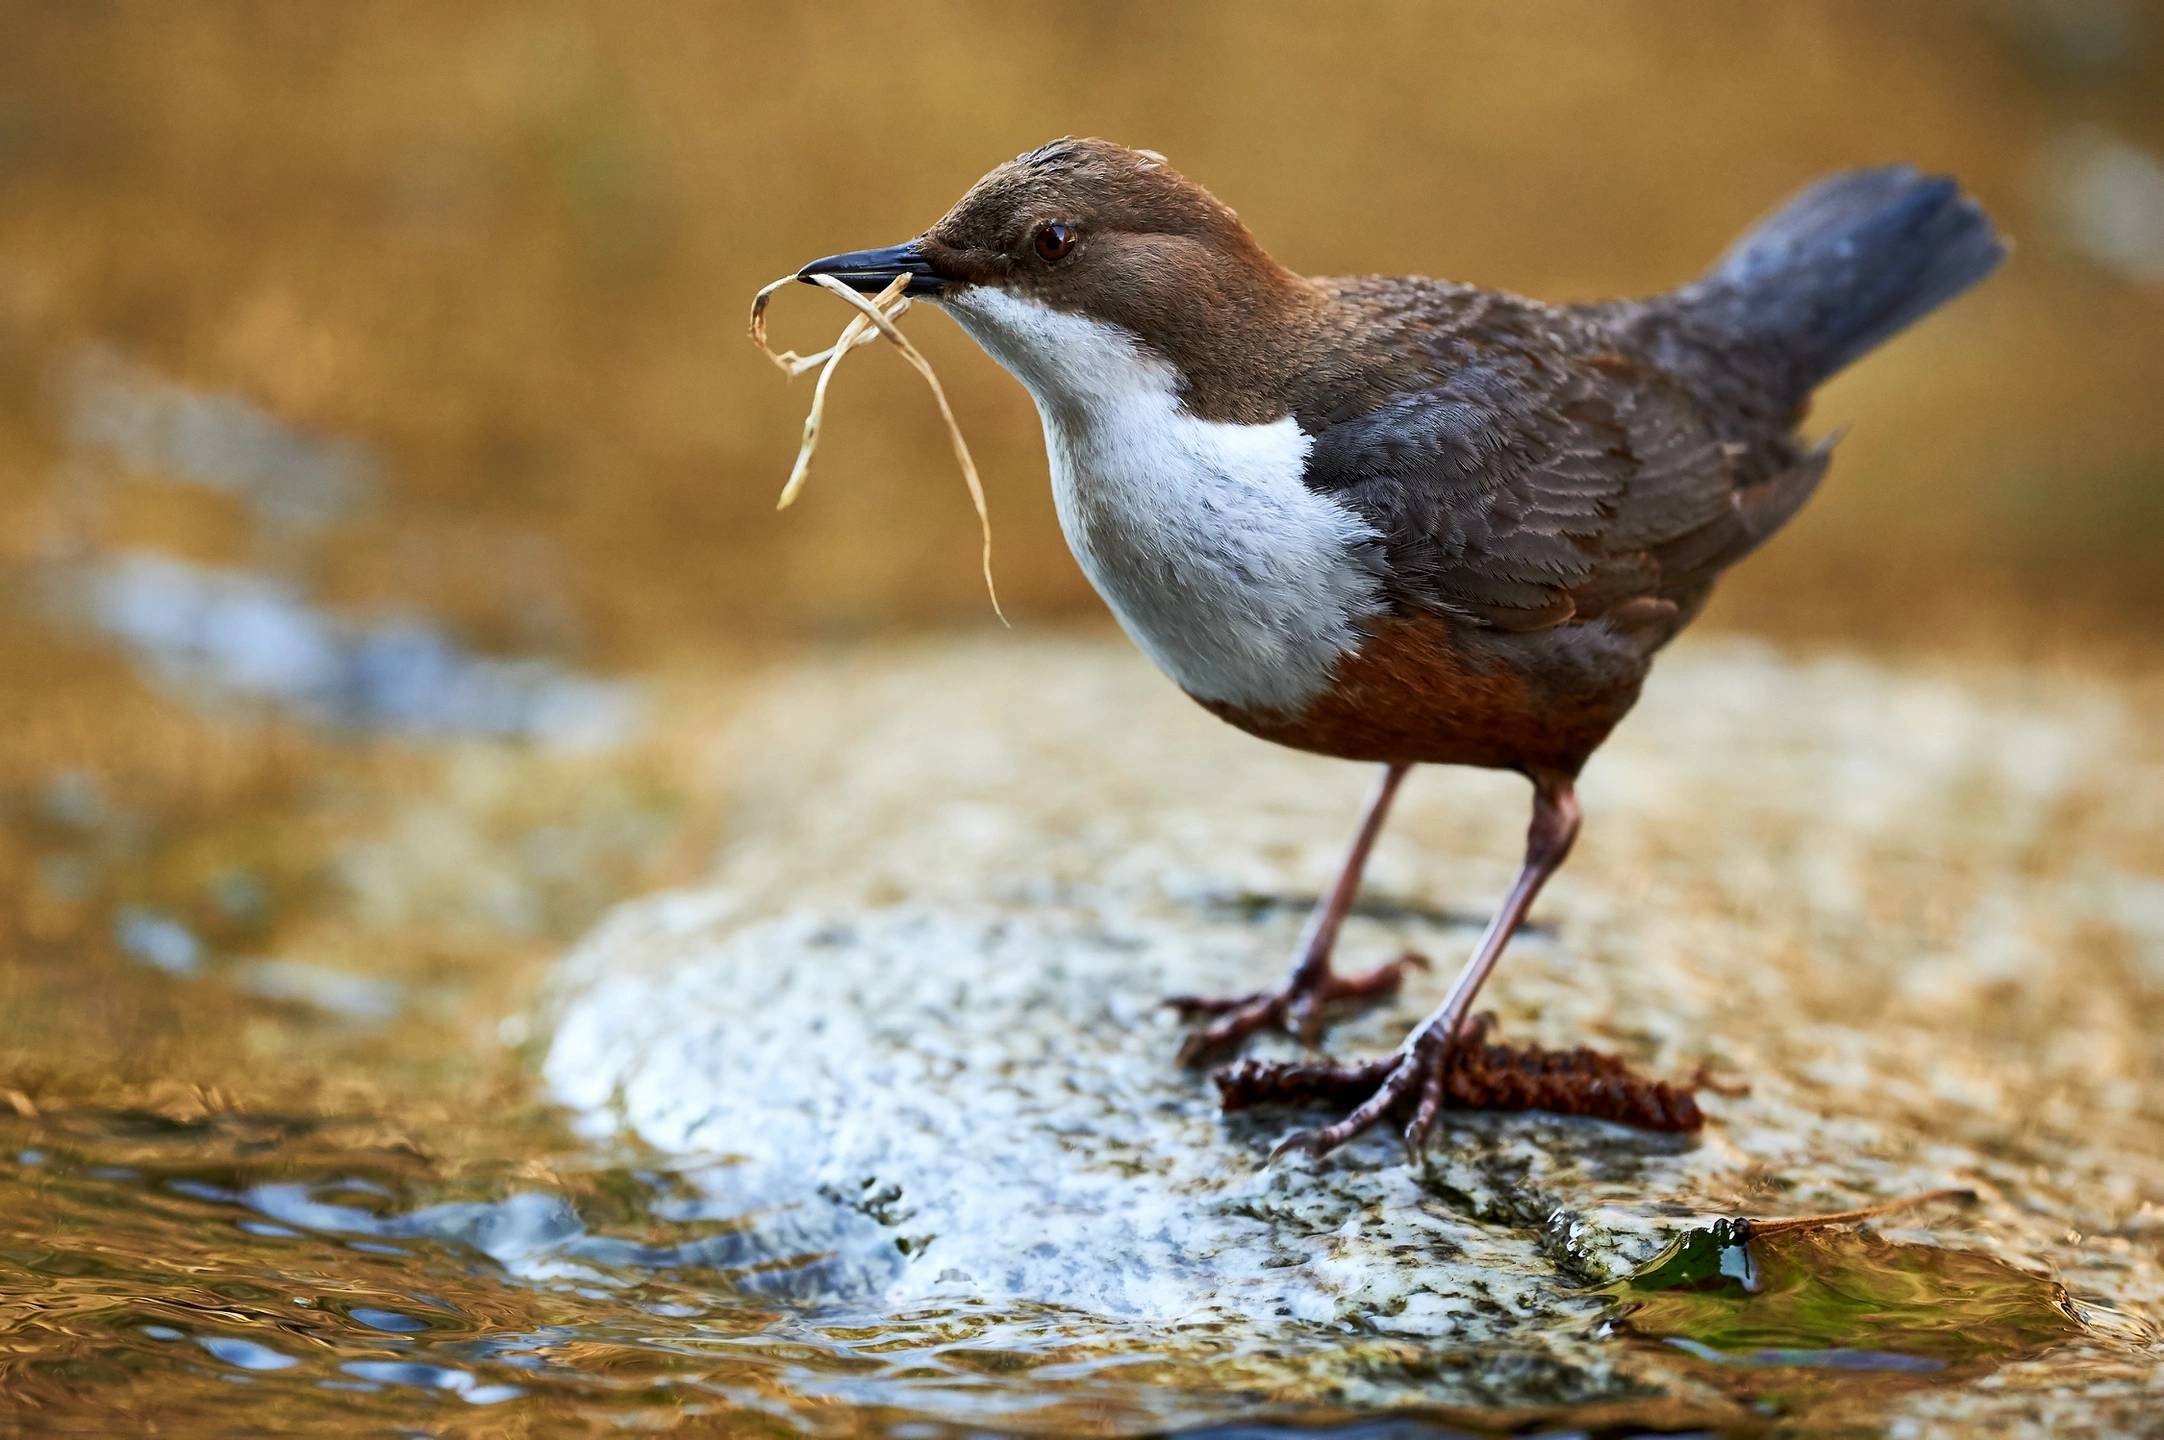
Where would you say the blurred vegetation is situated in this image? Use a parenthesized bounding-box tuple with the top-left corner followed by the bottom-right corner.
(2, 0, 2161, 670)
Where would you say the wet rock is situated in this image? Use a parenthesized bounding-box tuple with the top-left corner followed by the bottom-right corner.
(545, 635, 2164, 1424)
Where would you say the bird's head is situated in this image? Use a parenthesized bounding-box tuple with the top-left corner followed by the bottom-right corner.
(796, 138, 1319, 422)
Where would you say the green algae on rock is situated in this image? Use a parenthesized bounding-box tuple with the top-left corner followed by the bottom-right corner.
(1609, 1222, 2099, 1369)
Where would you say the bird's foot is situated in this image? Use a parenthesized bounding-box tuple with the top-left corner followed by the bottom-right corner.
(1253, 1025, 1455, 1161)
(1166, 952, 1428, 1066)
(1213, 1013, 1706, 1162)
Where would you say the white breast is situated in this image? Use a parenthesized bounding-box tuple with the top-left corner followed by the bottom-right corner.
(940, 289, 1383, 713)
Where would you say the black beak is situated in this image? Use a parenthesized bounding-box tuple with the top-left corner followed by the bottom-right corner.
(796, 241, 944, 297)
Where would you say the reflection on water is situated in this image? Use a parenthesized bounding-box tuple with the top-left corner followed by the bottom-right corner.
(1604, 1218, 2159, 1419)
(1607, 1218, 2150, 1371)
(56, 551, 641, 747)
(231, 959, 403, 1023)
(6, 1094, 2150, 1434)
(0, 1104, 1333, 1434)
(113, 904, 205, 978)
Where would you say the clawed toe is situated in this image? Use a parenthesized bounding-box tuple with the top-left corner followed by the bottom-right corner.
(1170, 952, 1429, 1066)
(1163, 990, 1266, 1019)
(1266, 1126, 1328, 1163)
(1288, 1042, 1442, 1158)
(1217, 1044, 1437, 1159)
(1287, 951, 1426, 1040)
(1219, 1013, 1708, 1163)
(1172, 993, 1285, 1066)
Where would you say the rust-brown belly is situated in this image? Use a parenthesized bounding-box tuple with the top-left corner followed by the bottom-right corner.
(1196, 612, 1642, 777)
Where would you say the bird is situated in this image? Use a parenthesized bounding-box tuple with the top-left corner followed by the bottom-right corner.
(792, 137, 2004, 1159)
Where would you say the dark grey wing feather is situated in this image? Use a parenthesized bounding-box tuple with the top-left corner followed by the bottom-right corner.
(1303, 334, 1799, 633)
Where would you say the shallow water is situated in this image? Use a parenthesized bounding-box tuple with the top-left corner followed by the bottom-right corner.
(7, 1100, 1307, 1434)
(5, 1092, 2147, 1434)
(1611, 1219, 2143, 1368)
(3, 254, 2157, 1435)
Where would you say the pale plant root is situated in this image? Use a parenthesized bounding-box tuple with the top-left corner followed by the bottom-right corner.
(748, 272, 1004, 624)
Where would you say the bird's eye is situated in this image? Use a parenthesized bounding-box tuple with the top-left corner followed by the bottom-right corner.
(1032, 222, 1077, 262)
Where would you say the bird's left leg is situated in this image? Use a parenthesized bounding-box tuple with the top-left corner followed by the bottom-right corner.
(1168, 763, 1426, 1065)
(1270, 771, 1581, 1160)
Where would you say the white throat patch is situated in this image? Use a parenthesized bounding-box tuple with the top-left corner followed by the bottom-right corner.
(940, 287, 1382, 713)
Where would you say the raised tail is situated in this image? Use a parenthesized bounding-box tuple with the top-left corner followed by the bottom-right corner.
(1673, 166, 2005, 395)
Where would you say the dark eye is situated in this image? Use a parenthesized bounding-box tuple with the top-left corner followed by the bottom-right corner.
(1032, 222, 1077, 262)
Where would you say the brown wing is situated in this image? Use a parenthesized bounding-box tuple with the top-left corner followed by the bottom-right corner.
(1301, 329, 1821, 633)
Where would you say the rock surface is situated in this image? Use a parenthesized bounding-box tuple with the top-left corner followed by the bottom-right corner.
(545, 634, 2164, 1430)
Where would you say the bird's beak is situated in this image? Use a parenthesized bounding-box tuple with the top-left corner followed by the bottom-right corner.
(796, 241, 945, 298)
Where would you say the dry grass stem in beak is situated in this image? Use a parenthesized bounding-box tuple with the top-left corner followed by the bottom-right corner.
(748, 273, 895, 377)
(747, 272, 1004, 624)
(747, 273, 905, 511)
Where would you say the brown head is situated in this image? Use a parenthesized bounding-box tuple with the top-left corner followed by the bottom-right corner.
(798, 139, 1328, 423)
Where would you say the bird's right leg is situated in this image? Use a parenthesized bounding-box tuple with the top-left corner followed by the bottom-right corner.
(1266, 772, 1582, 1160)
(1169, 763, 1427, 1065)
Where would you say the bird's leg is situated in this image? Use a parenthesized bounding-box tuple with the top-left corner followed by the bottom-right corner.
(1271, 773, 1582, 1161)
(1169, 763, 1426, 1066)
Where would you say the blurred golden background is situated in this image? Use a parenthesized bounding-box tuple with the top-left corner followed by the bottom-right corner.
(6, 0, 2164, 1119)
(4, 1, 2161, 671)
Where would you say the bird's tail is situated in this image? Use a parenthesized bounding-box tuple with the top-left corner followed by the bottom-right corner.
(1673, 166, 2005, 395)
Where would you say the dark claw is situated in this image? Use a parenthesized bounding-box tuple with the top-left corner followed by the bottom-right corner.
(1291, 1067, 1418, 1157)
(1175, 994, 1284, 1066)
(1285, 993, 1326, 1046)
(1162, 991, 1263, 1018)
(1406, 1059, 1448, 1154)
(1268, 1128, 1324, 1163)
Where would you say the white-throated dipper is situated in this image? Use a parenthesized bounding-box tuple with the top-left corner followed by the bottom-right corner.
(794, 138, 2004, 1158)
